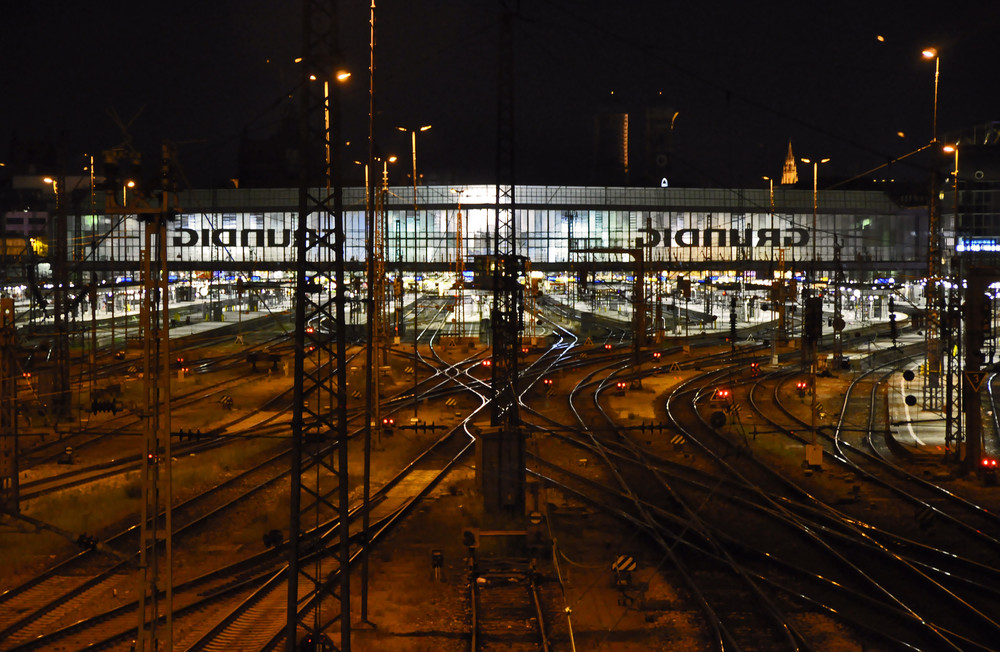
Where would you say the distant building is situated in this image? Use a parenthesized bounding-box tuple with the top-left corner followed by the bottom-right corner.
(592, 101, 679, 188)
(948, 123, 1000, 260)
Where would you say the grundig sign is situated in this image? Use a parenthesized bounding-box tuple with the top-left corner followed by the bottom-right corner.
(637, 227, 809, 248)
(172, 228, 335, 249)
(170, 226, 810, 250)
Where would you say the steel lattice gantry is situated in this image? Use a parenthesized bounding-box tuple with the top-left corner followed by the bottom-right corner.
(286, 0, 351, 650)
(485, 6, 527, 520)
(106, 142, 182, 652)
(0, 298, 17, 515)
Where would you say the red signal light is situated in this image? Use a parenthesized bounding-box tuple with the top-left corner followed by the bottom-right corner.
(382, 417, 395, 426)
(604, 343, 613, 350)
(982, 458, 998, 468)
(482, 359, 492, 367)
(652, 351, 661, 360)
(616, 381, 627, 389)
(711, 387, 731, 402)
(305, 326, 315, 334)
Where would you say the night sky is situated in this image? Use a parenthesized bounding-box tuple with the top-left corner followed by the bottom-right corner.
(3, 1, 998, 189)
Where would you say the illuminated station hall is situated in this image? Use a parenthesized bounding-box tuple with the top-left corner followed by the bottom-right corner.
(7, 182, 930, 330)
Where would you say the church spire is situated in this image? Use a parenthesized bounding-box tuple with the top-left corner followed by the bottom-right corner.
(781, 141, 799, 185)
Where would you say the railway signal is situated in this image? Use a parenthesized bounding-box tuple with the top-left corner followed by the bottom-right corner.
(604, 343, 613, 350)
(796, 380, 808, 398)
(981, 458, 998, 485)
(710, 387, 731, 402)
(615, 381, 627, 395)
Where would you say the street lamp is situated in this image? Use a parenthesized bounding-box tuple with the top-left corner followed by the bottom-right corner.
(396, 124, 432, 214)
(315, 69, 352, 191)
(800, 157, 830, 284)
(922, 47, 945, 413)
(799, 157, 828, 462)
(922, 48, 940, 143)
(943, 142, 963, 459)
(123, 179, 135, 207)
(397, 124, 431, 418)
(43, 176, 59, 206)
(763, 175, 781, 364)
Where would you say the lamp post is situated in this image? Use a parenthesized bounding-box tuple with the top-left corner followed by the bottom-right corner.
(763, 175, 781, 365)
(123, 180, 135, 208)
(397, 124, 432, 214)
(397, 124, 431, 418)
(799, 157, 830, 285)
(922, 48, 940, 144)
(922, 47, 944, 410)
(943, 142, 962, 460)
(320, 70, 352, 191)
(799, 157, 828, 462)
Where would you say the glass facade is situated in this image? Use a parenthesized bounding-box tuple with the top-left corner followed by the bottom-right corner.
(73, 184, 922, 278)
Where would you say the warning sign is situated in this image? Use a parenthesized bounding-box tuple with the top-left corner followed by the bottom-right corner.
(965, 370, 989, 392)
(612, 555, 637, 572)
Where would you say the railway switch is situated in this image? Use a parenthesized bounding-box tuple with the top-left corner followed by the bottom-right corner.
(76, 533, 99, 550)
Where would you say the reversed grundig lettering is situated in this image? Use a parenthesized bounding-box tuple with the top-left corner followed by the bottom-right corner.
(171, 228, 336, 248)
(650, 227, 809, 248)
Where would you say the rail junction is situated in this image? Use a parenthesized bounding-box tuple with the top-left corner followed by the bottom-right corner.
(3, 8, 1000, 652)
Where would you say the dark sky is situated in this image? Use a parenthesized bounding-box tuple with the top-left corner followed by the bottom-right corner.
(3, 1, 998, 189)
